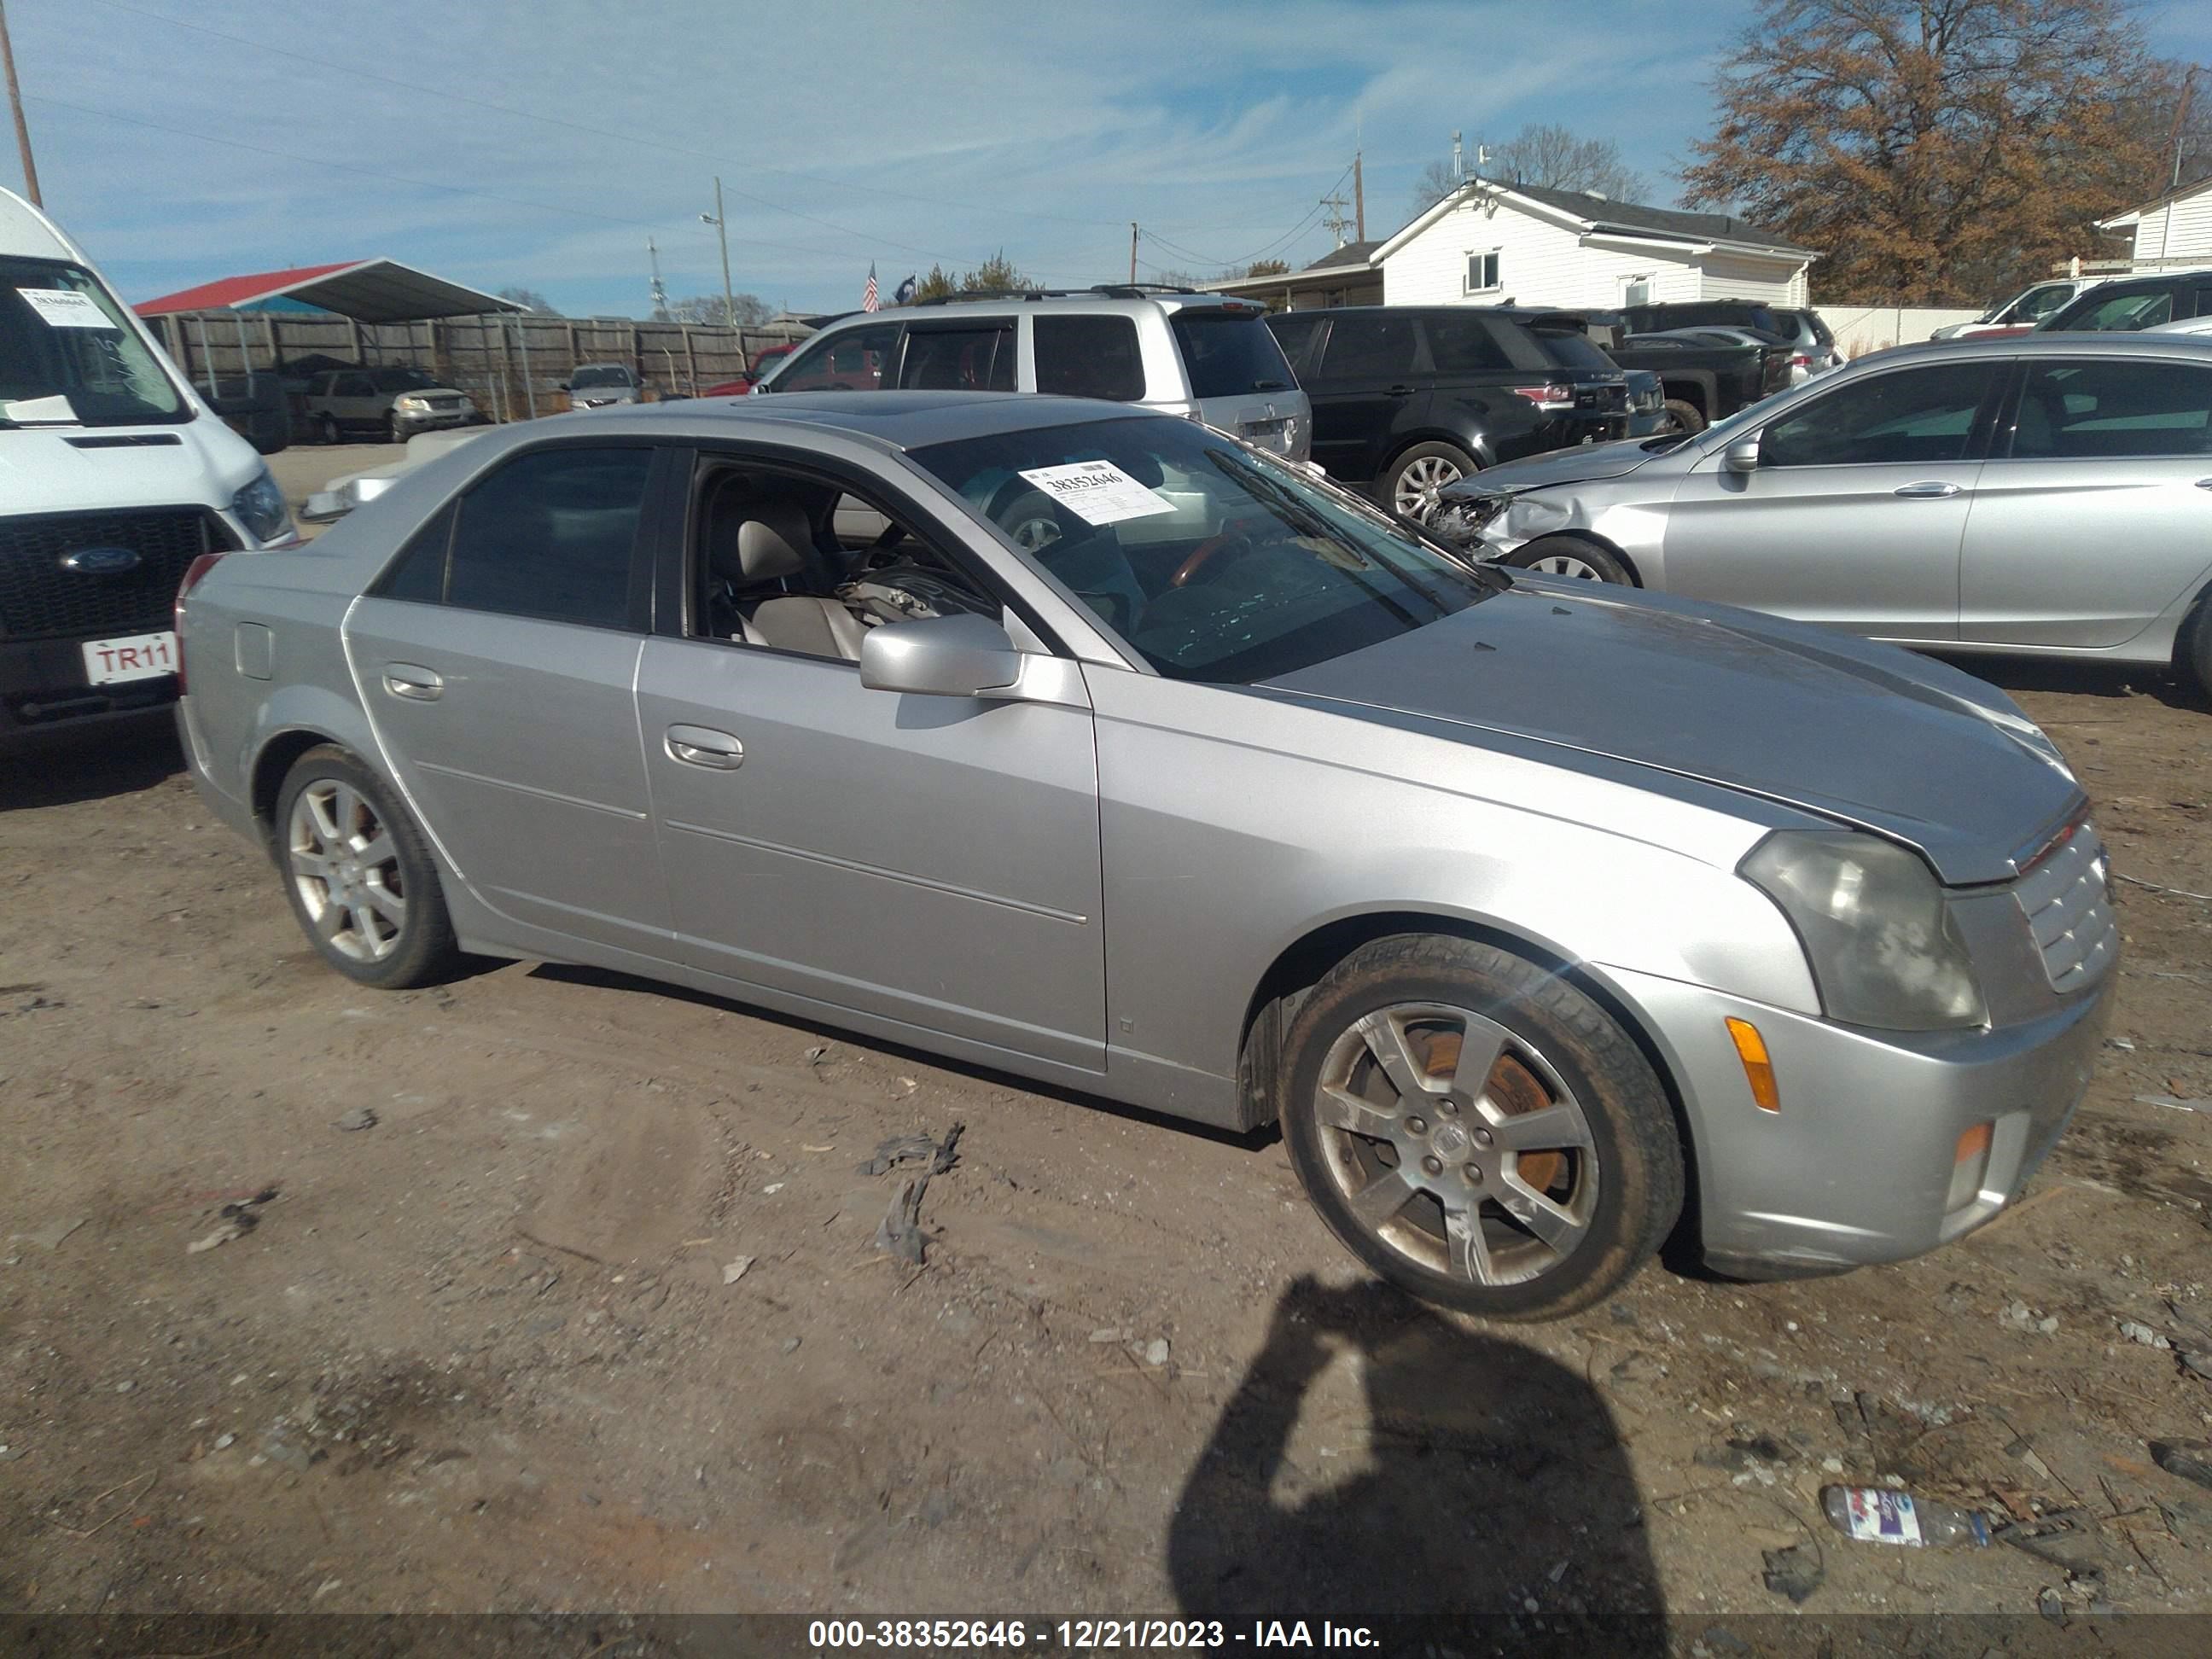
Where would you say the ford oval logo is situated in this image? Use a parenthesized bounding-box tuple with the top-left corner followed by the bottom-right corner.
(61, 545, 140, 576)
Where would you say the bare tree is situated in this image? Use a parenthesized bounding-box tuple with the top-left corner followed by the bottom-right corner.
(666, 293, 772, 326)
(1411, 125, 1648, 214)
(493, 286, 562, 317)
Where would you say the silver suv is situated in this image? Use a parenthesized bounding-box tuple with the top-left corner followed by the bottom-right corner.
(753, 286, 1311, 462)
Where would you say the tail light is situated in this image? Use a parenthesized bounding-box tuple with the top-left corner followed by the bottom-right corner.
(1509, 381, 1575, 411)
(174, 552, 227, 694)
(1790, 352, 1813, 369)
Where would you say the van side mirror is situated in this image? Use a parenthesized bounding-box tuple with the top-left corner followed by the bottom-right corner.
(859, 614, 1022, 698)
(1723, 436, 1761, 474)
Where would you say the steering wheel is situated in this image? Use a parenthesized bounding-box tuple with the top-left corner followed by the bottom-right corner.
(1168, 527, 1254, 589)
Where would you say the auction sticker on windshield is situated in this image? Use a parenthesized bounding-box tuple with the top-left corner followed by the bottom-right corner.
(1016, 460, 1176, 527)
(17, 288, 116, 329)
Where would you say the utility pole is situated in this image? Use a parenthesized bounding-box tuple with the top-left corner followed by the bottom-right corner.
(701, 178, 735, 327)
(1353, 149, 1365, 242)
(1319, 187, 1353, 249)
(0, 0, 40, 207)
(1129, 222, 1138, 285)
(646, 236, 669, 321)
(2168, 66, 2200, 191)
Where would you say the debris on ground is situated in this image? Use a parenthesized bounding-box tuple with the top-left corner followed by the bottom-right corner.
(2000, 1300, 2061, 1335)
(1761, 1544, 1823, 1604)
(186, 1188, 276, 1254)
(2119, 1319, 2172, 1349)
(1144, 1338, 1170, 1368)
(721, 1255, 754, 1285)
(870, 1122, 964, 1265)
(9, 1214, 85, 1252)
(2152, 1440, 2212, 1492)
(334, 1105, 378, 1132)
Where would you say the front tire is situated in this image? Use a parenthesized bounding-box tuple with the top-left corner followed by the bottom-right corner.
(1279, 934, 1682, 1321)
(2179, 588, 2212, 701)
(276, 745, 457, 989)
(1384, 441, 1477, 522)
(1662, 398, 1706, 436)
(1503, 533, 1633, 585)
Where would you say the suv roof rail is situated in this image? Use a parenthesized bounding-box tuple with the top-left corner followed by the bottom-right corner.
(907, 283, 1208, 307)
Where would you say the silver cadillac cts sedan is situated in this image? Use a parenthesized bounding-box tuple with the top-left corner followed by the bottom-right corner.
(176, 393, 2114, 1320)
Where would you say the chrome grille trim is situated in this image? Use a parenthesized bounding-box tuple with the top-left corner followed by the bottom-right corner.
(2014, 821, 2116, 993)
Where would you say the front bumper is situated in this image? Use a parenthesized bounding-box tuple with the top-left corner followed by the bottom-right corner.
(1602, 963, 2112, 1278)
(394, 408, 479, 435)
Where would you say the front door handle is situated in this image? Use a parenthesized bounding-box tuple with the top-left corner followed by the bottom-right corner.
(1384, 384, 1416, 397)
(666, 725, 743, 770)
(382, 663, 443, 701)
(1893, 480, 1962, 499)
(2196, 478, 2212, 491)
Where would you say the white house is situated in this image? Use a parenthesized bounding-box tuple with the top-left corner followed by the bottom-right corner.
(1371, 178, 1814, 312)
(2095, 174, 2212, 270)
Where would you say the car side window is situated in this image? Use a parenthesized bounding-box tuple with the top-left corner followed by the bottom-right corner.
(775, 322, 899, 392)
(1318, 314, 1417, 380)
(1264, 315, 1324, 377)
(899, 322, 1016, 392)
(1760, 364, 1997, 467)
(395, 446, 655, 628)
(2010, 360, 2212, 459)
(336, 374, 371, 397)
(1034, 315, 1144, 400)
(1422, 314, 1511, 373)
(2068, 288, 2173, 331)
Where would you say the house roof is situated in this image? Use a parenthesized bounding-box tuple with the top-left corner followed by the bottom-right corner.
(1371, 178, 1816, 265)
(1303, 239, 1382, 272)
(137, 259, 527, 322)
(2098, 171, 2212, 230)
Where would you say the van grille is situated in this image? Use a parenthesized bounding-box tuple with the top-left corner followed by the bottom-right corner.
(2015, 821, 2116, 992)
(0, 508, 232, 640)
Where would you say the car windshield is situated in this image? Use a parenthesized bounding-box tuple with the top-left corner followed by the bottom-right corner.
(911, 415, 1503, 683)
(0, 255, 190, 427)
(369, 368, 439, 392)
(1167, 310, 1296, 397)
(570, 366, 630, 387)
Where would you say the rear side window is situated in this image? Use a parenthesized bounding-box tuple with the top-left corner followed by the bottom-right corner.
(1422, 313, 1511, 373)
(1532, 329, 1616, 372)
(899, 323, 1015, 392)
(439, 447, 652, 628)
(1035, 315, 1144, 400)
(1316, 313, 1417, 380)
(1265, 314, 1325, 376)
(2011, 359, 2212, 458)
(1168, 311, 1296, 397)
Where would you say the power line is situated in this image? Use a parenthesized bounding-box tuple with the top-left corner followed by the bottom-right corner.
(1138, 163, 1351, 270)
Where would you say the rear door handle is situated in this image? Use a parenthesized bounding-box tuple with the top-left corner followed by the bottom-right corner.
(381, 663, 443, 701)
(666, 725, 743, 770)
(1893, 480, 1962, 499)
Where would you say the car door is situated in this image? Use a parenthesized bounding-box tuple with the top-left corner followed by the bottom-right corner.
(334, 372, 378, 431)
(1304, 311, 1427, 481)
(633, 451, 1106, 1071)
(1959, 353, 2212, 648)
(1658, 359, 2004, 641)
(344, 440, 676, 955)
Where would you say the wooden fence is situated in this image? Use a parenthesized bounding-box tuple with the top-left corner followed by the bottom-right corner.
(149, 311, 814, 419)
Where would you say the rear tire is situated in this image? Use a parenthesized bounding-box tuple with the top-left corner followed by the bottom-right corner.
(317, 414, 341, 445)
(275, 745, 457, 989)
(1662, 398, 1706, 436)
(1384, 441, 1478, 522)
(2180, 589, 2212, 701)
(1502, 533, 1633, 585)
(1279, 934, 1682, 1322)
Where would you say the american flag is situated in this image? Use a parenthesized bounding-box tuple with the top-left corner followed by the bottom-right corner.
(861, 264, 879, 313)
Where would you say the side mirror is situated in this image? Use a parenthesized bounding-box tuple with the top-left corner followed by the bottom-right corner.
(859, 614, 1022, 699)
(1723, 436, 1761, 474)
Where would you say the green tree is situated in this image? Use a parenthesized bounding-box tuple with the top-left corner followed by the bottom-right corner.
(911, 253, 1038, 301)
(1246, 259, 1292, 276)
(1683, 0, 2173, 303)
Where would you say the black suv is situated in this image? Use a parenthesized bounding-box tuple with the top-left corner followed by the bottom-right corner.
(1266, 306, 1627, 519)
(2039, 270, 2212, 332)
(1621, 300, 1838, 373)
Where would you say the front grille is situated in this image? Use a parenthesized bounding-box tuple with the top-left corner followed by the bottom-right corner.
(425, 395, 463, 411)
(0, 508, 232, 641)
(2015, 820, 2116, 992)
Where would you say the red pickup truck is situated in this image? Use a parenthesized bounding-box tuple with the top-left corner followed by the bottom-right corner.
(699, 342, 795, 399)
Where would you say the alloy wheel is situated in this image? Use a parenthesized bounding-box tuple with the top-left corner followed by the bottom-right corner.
(1525, 552, 1606, 579)
(1008, 514, 1062, 552)
(1312, 1002, 1598, 1287)
(1394, 455, 1464, 520)
(288, 778, 407, 962)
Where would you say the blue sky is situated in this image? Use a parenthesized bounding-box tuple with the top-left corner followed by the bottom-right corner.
(10, 0, 2212, 317)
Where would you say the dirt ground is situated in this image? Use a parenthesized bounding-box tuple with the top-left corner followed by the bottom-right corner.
(3, 648, 2210, 1639)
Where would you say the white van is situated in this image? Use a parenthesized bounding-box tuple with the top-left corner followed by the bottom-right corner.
(2, 186, 296, 753)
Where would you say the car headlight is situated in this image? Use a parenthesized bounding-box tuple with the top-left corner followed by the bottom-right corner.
(230, 464, 294, 544)
(395, 394, 429, 410)
(1742, 830, 1985, 1031)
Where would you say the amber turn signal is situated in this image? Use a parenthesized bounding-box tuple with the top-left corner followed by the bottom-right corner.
(1725, 1017, 1780, 1113)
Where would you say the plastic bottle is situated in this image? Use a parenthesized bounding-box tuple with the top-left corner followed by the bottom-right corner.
(1821, 1484, 1991, 1547)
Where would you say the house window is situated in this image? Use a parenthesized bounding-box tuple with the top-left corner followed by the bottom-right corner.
(1464, 250, 1501, 294)
(1623, 274, 1653, 308)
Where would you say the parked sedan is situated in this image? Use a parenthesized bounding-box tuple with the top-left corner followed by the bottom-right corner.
(1444, 335, 2212, 696)
(177, 393, 2110, 1319)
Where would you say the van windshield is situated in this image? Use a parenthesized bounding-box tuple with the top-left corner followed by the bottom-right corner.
(1, 256, 190, 427)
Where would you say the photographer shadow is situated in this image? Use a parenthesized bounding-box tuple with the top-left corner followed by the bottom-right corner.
(1168, 1278, 1664, 1647)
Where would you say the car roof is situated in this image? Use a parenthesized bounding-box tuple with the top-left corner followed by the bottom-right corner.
(1846, 333, 2212, 364)
(575, 389, 1160, 448)
(813, 290, 1261, 323)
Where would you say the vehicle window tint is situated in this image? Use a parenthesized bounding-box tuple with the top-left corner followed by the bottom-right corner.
(1169, 311, 1296, 398)
(1533, 329, 1615, 372)
(1034, 314, 1144, 400)
(775, 322, 899, 392)
(2011, 360, 2212, 458)
(2195, 287, 2212, 319)
(1317, 313, 1417, 379)
(445, 447, 651, 627)
(2064, 288, 2173, 331)
(1264, 314, 1325, 375)
(336, 374, 372, 397)
(373, 502, 456, 602)
(899, 323, 1015, 392)
(1422, 313, 1511, 373)
(1760, 363, 1996, 467)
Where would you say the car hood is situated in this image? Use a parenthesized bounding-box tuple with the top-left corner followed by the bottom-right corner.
(0, 418, 262, 517)
(1444, 436, 1665, 498)
(1263, 582, 2081, 885)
